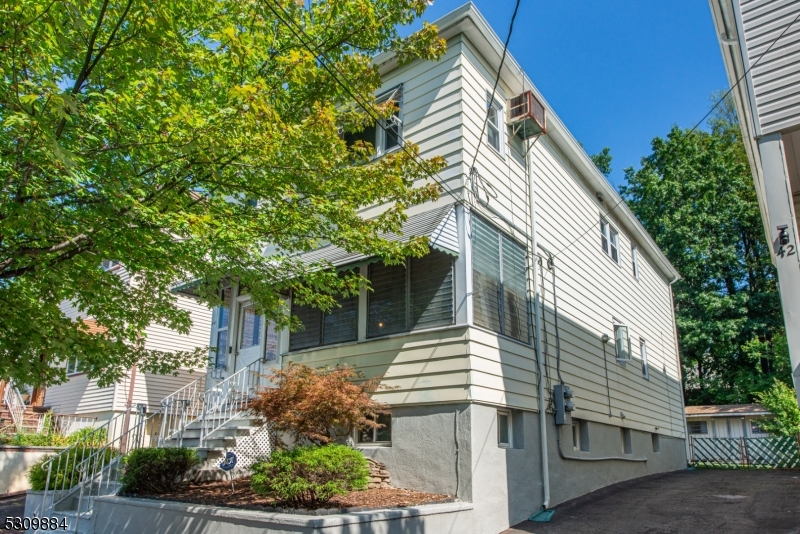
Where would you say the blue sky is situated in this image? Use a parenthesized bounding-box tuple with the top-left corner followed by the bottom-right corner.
(406, 0, 729, 189)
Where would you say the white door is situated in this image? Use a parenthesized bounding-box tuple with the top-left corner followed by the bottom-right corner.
(234, 300, 264, 373)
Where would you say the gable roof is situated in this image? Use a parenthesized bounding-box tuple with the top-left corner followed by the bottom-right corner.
(373, 3, 680, 283)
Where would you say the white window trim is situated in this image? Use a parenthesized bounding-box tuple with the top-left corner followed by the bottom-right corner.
(600, 218, 620, 265)
(640, 338, 649, 380)
(375, 86, 403, 158)
(486, 92, 505, 157)
(66, 358, 81, 375)
(631, 244, 640, 279)
(355, 413, 392, 447)
(497, 410, 512, 448)
(613, 323, 632, 362)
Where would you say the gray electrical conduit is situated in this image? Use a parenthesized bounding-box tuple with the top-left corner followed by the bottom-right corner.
(527, 136, 550, 512)
(555, 422, 648, 462)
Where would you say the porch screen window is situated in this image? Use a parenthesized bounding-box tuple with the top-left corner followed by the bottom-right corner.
(367, 251, 454, 338)
(214, 287, 232, 368)
(472, 215, 528, 342)
(239, 304, 262, 349)
(290, 279, 358, 351)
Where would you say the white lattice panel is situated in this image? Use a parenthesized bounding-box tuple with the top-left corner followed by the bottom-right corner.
(226, 423, 276, 472)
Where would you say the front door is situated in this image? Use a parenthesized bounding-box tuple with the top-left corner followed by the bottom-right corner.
(234, 300, 264, 373)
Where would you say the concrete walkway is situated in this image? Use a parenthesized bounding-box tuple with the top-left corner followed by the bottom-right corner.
(504, 469, 800, 534)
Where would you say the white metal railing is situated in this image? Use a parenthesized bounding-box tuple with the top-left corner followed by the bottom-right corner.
(158, 360, 268, 448)
(2, 380, 26, 432)
(158, 375, 206, 447)
(198, 359, 268, 448)
(38, 405, 158, 532)
(48, 414, 98, 436)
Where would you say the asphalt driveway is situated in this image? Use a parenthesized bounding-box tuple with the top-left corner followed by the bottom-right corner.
(504, 469, 800, 534)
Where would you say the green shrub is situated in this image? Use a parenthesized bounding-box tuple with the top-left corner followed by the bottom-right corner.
(251, 444, 369, 508)
(120, 447, 198, 495)
(28, 447, 119, 491)
(66, 427, 107, 447)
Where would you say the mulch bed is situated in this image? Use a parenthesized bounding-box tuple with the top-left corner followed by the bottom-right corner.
(132, 477, 454, 515)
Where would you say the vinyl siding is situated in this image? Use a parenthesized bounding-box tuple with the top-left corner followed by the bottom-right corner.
(275, 28, 684, 438)
(458, 36, 685, 438)
(739, 0, 800, 133)
(49, 278, 212, 415)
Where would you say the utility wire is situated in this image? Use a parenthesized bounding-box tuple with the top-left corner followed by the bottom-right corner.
(468, 0, 522, 173)
(689, 9, 800, 135)
(552, 10, 800, 258)
(553, 197, 625, 257)
(265, 1, 460, 201)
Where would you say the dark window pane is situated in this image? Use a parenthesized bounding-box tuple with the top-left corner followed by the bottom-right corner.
(410, 251, 454, 330)
(239, 304, 262, 349)
(368, 261, 407, 337)
(375, 413, 392, 442)
(358, 427, 374, 443)
(215, 330, 227, 368)
(472, 216, 502, 333)
(383, 115, 401, 152)
(343, 124, 377, 152)
(219, 288, 232, 328)
(502, 236, 527, 342)
(290, 302, 322, 351)
(323, 294, 358, 345)
(498, 412, 510, 445)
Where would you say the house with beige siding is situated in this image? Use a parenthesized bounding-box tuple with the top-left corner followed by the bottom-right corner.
(178, 5, 688, 533)
(42, 262, 212, 425)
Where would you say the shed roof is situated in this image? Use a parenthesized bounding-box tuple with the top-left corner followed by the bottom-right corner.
(685, 404, 770, 418)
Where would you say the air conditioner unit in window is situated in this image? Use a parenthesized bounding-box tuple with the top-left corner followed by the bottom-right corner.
(508, 90, 546, 139)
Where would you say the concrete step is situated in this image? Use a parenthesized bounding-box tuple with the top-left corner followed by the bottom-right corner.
(33, 511, 93, 534)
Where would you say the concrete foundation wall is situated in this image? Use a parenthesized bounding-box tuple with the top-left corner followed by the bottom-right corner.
(358, 403, 473, 501)
(92, 496, 475, 534)
(0, 447, 63, 497)
(361, 403, 687, 534)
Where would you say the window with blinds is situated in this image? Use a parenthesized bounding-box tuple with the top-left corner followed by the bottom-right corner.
(368, 250, 454, 338)
(290, 287, 358, 351)
(472, 215, 529, 343)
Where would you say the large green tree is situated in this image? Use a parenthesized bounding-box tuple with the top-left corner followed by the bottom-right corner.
(0, 0, 446, 387)
(621, 96, 790, 405)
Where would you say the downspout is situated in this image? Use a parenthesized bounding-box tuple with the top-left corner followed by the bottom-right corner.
(668, 278, 692, 465)
(527, 136, 550, 513)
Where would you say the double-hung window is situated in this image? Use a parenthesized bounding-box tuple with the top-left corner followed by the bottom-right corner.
(487, 96, 504, 154)
(613, 323, 632, 362)
(631, 244, 640, 279)
(472, 215, 528, 342)
(344, 86, 402, 157)
(66, 358, 81, 375)
(600, 218, 619, 263)
(367, 250, 454, 338)
(640, 338, 649, 379)
(290, 274, 359, 351)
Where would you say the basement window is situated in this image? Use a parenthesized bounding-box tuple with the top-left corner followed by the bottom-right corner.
(572, 419, 590, 451)
(357, 413, 392, 445)
(621, 427, 633, 455)
(497, 411, 512, 448)
(652, 433, 661, 453)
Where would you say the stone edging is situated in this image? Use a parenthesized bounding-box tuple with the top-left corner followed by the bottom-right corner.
(93, 495, 473, 528)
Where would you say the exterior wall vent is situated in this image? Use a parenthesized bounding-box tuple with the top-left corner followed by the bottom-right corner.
(508, 90, 546, 139)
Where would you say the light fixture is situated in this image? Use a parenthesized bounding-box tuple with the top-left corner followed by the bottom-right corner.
(777, 225, 790, 246)
(378, 322, 384, 328)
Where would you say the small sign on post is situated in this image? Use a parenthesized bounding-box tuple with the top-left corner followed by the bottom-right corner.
(219, 451, 237, 493)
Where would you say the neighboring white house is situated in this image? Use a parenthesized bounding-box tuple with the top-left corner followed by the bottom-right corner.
(686, 404, 773, 438)
(181, 5, 688, 533)
(43, 262, 212, 425)
(708, 0, 800, 403)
